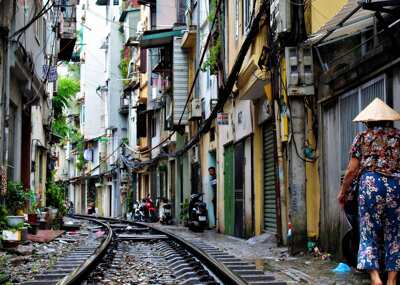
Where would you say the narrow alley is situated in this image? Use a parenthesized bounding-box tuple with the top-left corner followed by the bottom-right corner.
(0, 0, 400, 284)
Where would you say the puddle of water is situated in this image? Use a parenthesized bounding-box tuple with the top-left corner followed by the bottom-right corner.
(251, 257, 370, 284)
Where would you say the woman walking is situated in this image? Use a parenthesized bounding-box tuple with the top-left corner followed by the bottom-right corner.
(338, 98, 400, 285)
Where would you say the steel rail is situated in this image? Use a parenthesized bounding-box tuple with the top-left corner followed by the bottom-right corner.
(57, 216, 113, 285)
(73, 214, 247, 285)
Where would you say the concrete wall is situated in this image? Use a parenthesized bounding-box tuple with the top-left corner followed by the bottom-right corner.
(156, 0, 176, 29)
(80, 2, 106, 140)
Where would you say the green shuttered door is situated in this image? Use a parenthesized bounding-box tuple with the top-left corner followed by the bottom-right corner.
(224, 145, 235, 235)
(263, 123, 277, 232)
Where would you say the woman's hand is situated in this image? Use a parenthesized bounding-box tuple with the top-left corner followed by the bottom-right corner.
(337, 190, 346, 207)
(338, 157, 360, 207)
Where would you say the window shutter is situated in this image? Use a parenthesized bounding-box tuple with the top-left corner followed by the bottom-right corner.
(339, 91, 359, 171)
(139, 49, 147, 73)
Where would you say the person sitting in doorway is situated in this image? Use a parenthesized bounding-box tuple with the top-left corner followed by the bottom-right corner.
(208, 166, 217, 226)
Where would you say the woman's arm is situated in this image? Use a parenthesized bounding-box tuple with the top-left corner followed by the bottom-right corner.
(337, 157, 360, 206)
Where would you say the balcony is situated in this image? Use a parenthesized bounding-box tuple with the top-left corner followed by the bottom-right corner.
(119, 95, 129, 115)
(181, 25, 197, 49)
(95, 0, 109, 5)
(58, 0, 77, 61)
(119, 8, 140, 44)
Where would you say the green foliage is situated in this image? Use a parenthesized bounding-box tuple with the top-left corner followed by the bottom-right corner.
(121, 137, 129, 145)
(67, 63, 80, 80)
(53, 77, 80, 119)
(46, 178, 66, 216)
(27, 189, 38, 214)
(207, 0, 217, 22)
(52, 117, 69, 138)
(119, 49, 130, 87)
(0, 206, 8, 230)
(203, 0, 222, 74)
(73, 134, 85, 171)
(5, 181, 28, 214)
(201, 35, 221, 74)
(180, 199, 190, 222)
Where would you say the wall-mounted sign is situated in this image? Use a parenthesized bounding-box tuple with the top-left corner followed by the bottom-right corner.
(217, 113, 229, 125)
(99, 137, 109, 143)
(42, 65, 58, 82)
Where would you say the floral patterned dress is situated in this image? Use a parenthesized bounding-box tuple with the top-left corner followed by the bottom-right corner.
(350, 127, 400, 271)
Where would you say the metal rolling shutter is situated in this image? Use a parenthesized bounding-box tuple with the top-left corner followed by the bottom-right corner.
(263, 123, 277, 232)
(173, 36, 189, 125)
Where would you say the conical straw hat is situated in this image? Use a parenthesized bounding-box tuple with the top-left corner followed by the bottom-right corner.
(353, 98, 400, 122)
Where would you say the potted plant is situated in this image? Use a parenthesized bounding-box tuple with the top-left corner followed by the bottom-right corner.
(5, 181, 28, 216)
(28, 190, 39, 224)
(2, 221, 26, 242)
(180, 199, 190, 227)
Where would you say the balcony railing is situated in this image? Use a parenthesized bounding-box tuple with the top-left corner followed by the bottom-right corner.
(119, 96, 129, 114)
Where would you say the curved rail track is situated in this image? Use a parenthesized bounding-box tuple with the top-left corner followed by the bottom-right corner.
(20, 215, 287, 285)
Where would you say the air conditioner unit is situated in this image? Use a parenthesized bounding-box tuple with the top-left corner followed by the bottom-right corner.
(285, 47, 314, 96)
(270, 0, 291, 39)
(189, 98, 202, 120)
(65, 143, 71, 160)
(120, 170, 128, 182)
(165, 115, 173, 130)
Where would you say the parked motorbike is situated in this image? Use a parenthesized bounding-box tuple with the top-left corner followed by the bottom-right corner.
(188, 193, 208, 232)
(159, 198, 173, 225)
(133, 201, 145, 222)
(142, 196, 157, 222)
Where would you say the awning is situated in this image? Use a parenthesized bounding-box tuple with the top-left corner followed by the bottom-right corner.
(306, 0, 375, 46)
(58, 38, 77, 61)
(140, 28, 185, 48)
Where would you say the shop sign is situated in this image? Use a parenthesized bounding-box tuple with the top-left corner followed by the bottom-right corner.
(217, 113, 229, 125)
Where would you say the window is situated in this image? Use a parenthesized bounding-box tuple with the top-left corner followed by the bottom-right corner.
(243, 0, 253, 32)
(151, 115, 157, 138)
(34, 17, 42, 45)
(339, 76, 386, 171)
(81, 104, 86, 125)
(113, 0, 119, 5)
(235, 0, 239, 40)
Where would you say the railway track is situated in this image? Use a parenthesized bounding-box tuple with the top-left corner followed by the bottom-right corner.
(20, 215, 288, 285)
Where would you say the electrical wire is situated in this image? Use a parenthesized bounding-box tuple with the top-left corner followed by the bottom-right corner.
(132, 0, 224, 155)
(9, 0, 54, 40)
(277, 55, 318, 163)
(83, 143, 123, 177)
(123, 0, 270, 167)
(325, 18, 400, 66)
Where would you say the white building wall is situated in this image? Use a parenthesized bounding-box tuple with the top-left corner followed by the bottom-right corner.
(80, 2, 106, 140)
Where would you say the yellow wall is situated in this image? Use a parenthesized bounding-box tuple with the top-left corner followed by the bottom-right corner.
(311, 0, 348, 33)
(305, 108, 320, 238)
(253, 107, 263, 235)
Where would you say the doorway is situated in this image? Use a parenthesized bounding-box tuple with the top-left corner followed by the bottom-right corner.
(234, 141, 245, 238)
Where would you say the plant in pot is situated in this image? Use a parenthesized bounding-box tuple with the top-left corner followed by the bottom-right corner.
(180, 199, 190, 227)
(46, 180, 66, 228)
(27, 190, 39, 224)
(5, 181, 28, 226)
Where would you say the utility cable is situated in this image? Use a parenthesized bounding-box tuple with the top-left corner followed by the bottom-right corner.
(123, 0, 269, 167)
(276, 55, 318, 163)
(81, 143, 123, 177)
(132, 0, 223, 155)
(9, 0, 54, 40)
